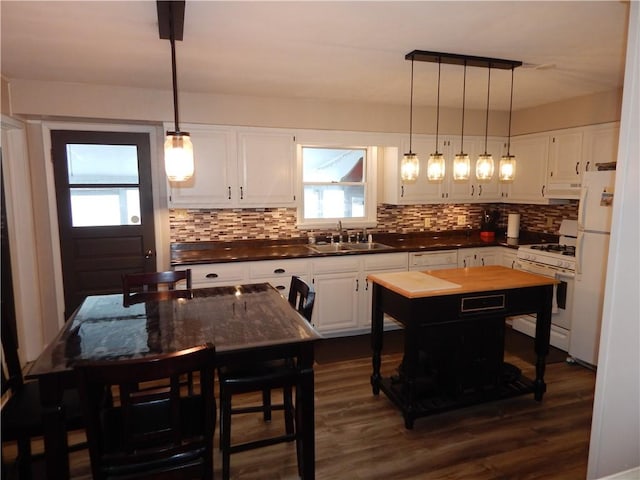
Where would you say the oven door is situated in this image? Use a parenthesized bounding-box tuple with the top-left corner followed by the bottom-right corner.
(512, 258, 575, 351)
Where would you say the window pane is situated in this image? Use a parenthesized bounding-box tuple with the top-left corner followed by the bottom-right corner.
(66, 144, 139, 184)
(70, 188, 141, 226)
(302, 147, 365, 182)
(303, 185, 365, 219)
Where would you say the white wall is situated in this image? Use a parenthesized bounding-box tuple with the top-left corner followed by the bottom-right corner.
(587, 2, 640, 478)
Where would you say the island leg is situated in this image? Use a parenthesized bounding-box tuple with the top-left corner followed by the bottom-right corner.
(371, 283, 384, 395)
(533, 284, 553, 400)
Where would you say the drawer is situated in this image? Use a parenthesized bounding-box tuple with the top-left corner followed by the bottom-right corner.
(312, 256, 360, 275)
(188, 263, 249, 286)
(362, 252, 408, 271)
(409, 250, 458, 269)
(249, 258, 310, 279)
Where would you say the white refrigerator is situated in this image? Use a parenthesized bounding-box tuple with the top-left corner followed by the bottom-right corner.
(569, 170, 616, 366)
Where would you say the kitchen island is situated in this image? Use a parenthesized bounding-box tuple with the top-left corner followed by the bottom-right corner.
(367, 266, 557, 429)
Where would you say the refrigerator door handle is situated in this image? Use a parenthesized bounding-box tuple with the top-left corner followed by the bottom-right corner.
(576, 231, 584, 275)
(578, 186, 587, 230)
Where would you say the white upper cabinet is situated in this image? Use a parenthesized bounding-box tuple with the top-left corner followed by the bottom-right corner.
(167, 125, 237, 207)
(167, 124, 296, 208)
(381, 135, 444, 204)
(546, 130, 584, 198)
(502, 133, 550, 203)
(237, 129, 296, 206)
(582, 123, 620, 173)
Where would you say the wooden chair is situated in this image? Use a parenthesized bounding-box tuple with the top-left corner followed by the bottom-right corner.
(218, 275, 315, 480)
(122, 269, 192, 307)
(74, 345, 216, 480)
(1, 313, 85, 479)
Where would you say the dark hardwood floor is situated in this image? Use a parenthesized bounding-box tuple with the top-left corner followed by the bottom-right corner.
(3, 328, 596, 479)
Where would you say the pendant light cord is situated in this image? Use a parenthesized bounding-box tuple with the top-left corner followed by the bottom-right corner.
(483, 66, 491, 155)
(507, 66, 514, 156)
(169, 3, 181, 134)
(460, 62, 467, 154)
(409, 58, 415, 153)
(435, 59, 441, 153)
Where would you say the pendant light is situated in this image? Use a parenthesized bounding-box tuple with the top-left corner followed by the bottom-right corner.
(452, 62, 470, 181)
(499, 66, 516, 182)
(401, 58, 419, 183)
(158, 0, 194, 182)
(427, 59, 445, 182)
(476, 65, 494, 181)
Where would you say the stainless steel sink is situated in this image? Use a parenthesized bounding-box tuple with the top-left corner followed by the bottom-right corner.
(308, 242, 393, 253)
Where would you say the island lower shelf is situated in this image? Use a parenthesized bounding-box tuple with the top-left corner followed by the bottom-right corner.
(379, 362, 536, 423)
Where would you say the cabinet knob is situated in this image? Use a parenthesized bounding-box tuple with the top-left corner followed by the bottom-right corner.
(575, 162, 580, 175)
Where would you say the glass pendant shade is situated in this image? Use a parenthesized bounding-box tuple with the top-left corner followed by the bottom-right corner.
(401, 152, 419, 182)
(453, 153, 470, 181)
(164, 132, 194, 182)
(427, 152, 445, 181)
(499, 154, 516, 182)
(476, 154, 494, 180)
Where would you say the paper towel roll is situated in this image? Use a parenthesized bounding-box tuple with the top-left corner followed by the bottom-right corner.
(507, 214, 520, 238)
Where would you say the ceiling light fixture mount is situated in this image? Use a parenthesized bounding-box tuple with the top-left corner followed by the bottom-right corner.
(405, 50, 522, 183)
(427, 59, 445, 182)
(400, 58, 419, 183)
(158, 0, 194, 182)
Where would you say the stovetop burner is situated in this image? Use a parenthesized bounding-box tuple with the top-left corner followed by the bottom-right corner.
(529, 244, 576, 256)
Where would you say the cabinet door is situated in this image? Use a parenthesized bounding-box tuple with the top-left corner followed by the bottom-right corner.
(362, 253, 408, 329)
(458, 249, 477, 268)
(167, 125, 236, 207)
(500, 248, 517, 269)
(398, 136, 444, 203)
(312, 271, 360, 333)
(583, 124, 619, 174)
(476, 247, 500, 266)
(505, 135, 549, 203)
(546, 130, 583, 198)
(237, 130, 296, 206)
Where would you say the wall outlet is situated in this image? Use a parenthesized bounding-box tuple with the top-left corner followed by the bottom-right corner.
(546, 217, 554, 227)
(457, 215, 467, 226)
(424, 217, 431, 228)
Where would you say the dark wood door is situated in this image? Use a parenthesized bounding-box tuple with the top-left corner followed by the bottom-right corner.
(51, 130, 156, 319)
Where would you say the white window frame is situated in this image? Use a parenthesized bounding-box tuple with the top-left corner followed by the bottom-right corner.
(296, 143, 378, 229)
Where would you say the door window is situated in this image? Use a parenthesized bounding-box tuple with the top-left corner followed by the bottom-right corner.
(65, 144, 141, 226)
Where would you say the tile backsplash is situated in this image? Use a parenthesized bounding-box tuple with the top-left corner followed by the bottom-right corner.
(169, 202, 578, 243)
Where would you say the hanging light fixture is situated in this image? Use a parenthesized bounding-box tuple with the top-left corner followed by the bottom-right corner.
(476, 65, 494, 181)
(158, 0, 194, 182)
(499, 66, 517, 182)
(401, 58, 419, 182)
(427, 58, 445, 182)
(452, 62, 470, 181)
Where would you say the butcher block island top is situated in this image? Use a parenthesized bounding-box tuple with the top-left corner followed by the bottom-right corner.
(367, 265, 558, 298)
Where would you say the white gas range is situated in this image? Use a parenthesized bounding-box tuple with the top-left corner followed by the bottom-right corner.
(512, 220, 577, 352)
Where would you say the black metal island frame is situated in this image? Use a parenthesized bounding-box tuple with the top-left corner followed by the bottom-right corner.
(368, 266, 557, 429)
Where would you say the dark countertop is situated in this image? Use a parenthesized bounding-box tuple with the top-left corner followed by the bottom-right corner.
(170, 230, 558, 266)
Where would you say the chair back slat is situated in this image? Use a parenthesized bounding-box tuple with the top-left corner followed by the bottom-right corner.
(287, 276, 315, 322)
(75, 344, 216, 480)
(1, 309, 24, 394)
(122, 269, 192, 307)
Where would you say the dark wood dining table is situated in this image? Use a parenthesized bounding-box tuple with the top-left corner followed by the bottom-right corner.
(25, 283, 322, 480)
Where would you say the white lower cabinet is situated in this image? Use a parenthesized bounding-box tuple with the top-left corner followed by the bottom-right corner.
(457, 247, 501, 268)
(311, 253, 408, 336)
(247, 258, 311, 299)
(500, 247, 518, 269)
(310, 256, 361, 334)
(189, 263, 249, 287)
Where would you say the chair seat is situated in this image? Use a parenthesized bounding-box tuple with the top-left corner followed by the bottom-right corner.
(218, 360, 297, 391)
(1, 381, 85, 438)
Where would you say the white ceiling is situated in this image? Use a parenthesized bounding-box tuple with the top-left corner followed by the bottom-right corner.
(0, 1, 630, 112)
